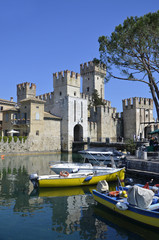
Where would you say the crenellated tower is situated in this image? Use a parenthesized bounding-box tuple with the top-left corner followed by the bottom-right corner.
(17, 82, 36, 103)
(122, 97, 154, 140)
(80, 61, 106, 99)
(53, 70, 81, 101)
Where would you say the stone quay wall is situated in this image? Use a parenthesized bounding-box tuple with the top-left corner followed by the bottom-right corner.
(0, 136, 61, 154)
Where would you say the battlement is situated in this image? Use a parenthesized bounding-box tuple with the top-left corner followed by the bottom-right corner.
(81, 93, 92, 101)
(53, 70, 80, 88)
(103, 99, 111, 107)
(37, 92, 54, 101)
(17, 82, 36, 102)
(80, 61, 106, 75)
(123, 97, 153, 110)
(116, 112, 123, 119)
(17, 82, 36, 90)
(36, 92, 54, 109)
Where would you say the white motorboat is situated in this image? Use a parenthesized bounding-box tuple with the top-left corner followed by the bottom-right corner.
(49, 162, 117, 174)
(78, 147, 126, 166)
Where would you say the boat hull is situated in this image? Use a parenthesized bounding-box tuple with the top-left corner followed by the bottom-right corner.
(92, 190, 159, 228)
(38, 168, 125, 188)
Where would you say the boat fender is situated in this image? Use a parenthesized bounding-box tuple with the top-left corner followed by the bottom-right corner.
(84, 176, 92, 182)
(72, 168, 79, 173)
(59, 171, 69, 177)
(29, 173, 38, 180)
(116, 202, 128, 211)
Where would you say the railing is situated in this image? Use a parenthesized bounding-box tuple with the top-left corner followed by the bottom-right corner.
(12, 119, 30, 125)
(83, 151, 116, 167)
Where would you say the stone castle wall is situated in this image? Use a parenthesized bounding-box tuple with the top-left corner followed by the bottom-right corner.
(0, 132, 61, 153)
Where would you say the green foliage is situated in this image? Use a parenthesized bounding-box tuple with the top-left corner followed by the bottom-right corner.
(8, 136, 12, 143)
(89, 89, 105, 108)
(0, 136, 2, 142)
(92, 58, 106, 68)
(3, 136, 7, 143)
(18, 136, 23, 143)
(125, 139, 137, 155)
(98, 10, 159, 118)
(14, 136, 18, 142)
(23, 136, 27, 143)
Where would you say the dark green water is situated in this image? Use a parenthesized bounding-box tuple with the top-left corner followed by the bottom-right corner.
(0, 153, 158, 240)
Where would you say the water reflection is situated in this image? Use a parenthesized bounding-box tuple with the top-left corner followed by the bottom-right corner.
(93, 204, 159, 240)
(0, 153, 158, 240)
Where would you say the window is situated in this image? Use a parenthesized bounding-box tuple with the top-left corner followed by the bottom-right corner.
(36, 106, 39, 109)
(87, 87, 89, 92)
(74, 100, 76, 122)
(14, 113, 17, 120)
(74, 92, 76, 96)
(36, 112, 40, 120)
(0, 106, 3, 111)
(60, 92, 62, 96)
(36, 130, 39, 136)
(81, 102, 83, 119)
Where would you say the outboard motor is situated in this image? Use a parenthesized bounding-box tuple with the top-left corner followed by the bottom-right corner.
(29, 173, 39, 188)
(125, 177, 134, 186)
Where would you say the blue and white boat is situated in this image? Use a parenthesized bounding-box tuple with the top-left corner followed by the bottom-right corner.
(92, 184, 159, 229)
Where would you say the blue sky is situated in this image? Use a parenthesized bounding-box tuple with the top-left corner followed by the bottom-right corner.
(0, 0, 159, 118)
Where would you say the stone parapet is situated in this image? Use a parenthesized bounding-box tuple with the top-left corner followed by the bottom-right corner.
(123, 97, 153, 110)
(80, 61, 106, 75)
(53, 70, 80, 88)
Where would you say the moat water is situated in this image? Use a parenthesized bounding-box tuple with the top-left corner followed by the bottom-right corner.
(0, 152, 159, 240)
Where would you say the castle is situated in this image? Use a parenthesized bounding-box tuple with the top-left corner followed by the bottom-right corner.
(0, 60, 156, 152)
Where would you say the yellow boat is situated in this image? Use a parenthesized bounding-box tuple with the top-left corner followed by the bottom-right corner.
(29, 167, 125, 188)
(92, 185, 159, 229)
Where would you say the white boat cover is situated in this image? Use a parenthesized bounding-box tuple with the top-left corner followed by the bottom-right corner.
(127, 185, 154, 209)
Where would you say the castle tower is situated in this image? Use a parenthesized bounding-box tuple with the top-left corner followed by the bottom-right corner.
(17, 82, 36, 103)
(80, 61, 106, 99)
(51, 70, 87, 152)
(122, 97, 154, 140)
(53, 70, 81, 102)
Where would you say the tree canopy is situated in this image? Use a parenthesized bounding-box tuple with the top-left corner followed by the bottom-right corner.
(89, 89, 105, 108)
(98, 11, 159, 119)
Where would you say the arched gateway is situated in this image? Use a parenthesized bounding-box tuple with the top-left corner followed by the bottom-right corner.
(74, 124, 83, 141)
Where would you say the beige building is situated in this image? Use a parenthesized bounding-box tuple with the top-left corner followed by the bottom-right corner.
(0, 98, 16, 136)
(2, 83, 61, 152)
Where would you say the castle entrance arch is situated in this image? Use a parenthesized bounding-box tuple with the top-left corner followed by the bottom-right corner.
(74, 124, 83, 141)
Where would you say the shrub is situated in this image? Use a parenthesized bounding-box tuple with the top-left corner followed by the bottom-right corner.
(18, 136, 23, 143)
(3, 136, 8, 143)
(0, 136, 2, 142)
(23, 136, 27, 143)
(125, 139, 137, 155)
(14, 136, 18, 142)
(8, 136, 12, 143)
